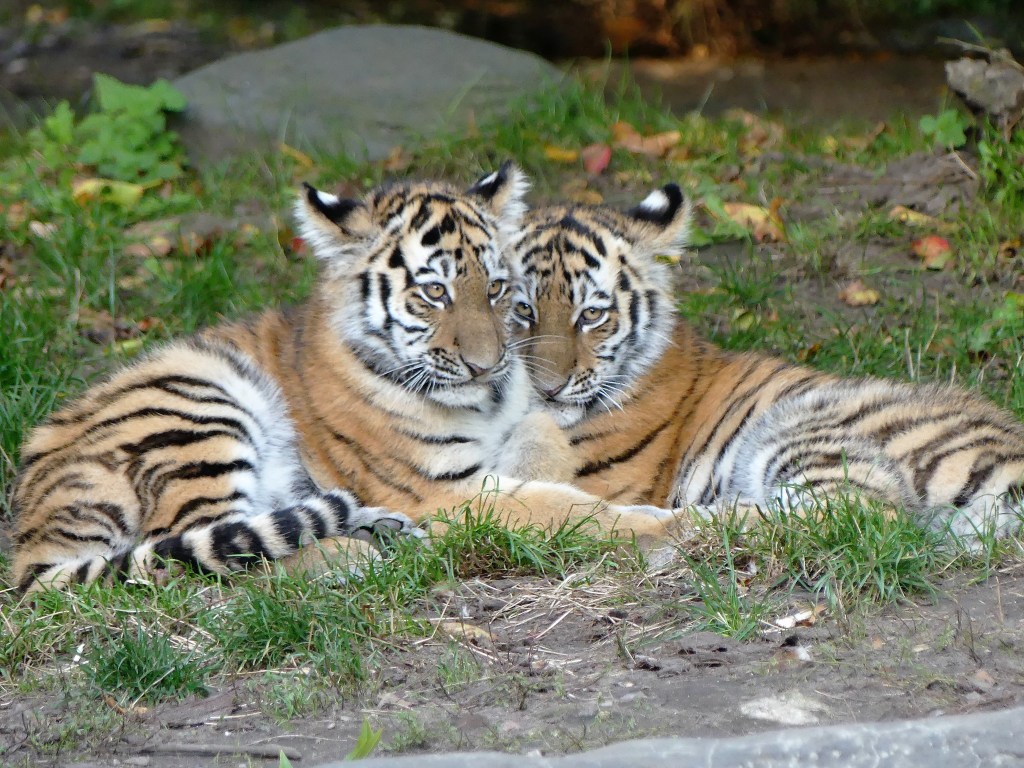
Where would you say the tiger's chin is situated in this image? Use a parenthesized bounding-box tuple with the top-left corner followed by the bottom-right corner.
(426, 375, 507, 410)
(544, 400, 587, 429)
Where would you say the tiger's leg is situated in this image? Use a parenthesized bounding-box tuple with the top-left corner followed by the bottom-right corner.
(13, 462, 142, 593)
(915, 458, 1024, 542)
(133, 490, 420, 581)
(496, 411, 579, 483)
(423, 477, 697, 550)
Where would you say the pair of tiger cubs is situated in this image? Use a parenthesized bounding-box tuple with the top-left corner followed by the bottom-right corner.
(11, 163, 1024, 593)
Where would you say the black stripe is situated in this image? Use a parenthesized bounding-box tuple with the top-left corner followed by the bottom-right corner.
(952, 460, 997, 508)
(912, 438, 999, 497)
(577, 418, 673, 477)
(85, 406, 253, 444)
(148, 459, 255, 501)
(398, 429, 475, 445)
(430, 463, 482, 482)
(329, 428, 425, 503)
(169, 490, 250, 530)
(119, 427, 242, 456)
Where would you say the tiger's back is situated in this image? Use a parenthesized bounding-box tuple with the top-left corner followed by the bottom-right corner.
(509, 186, 1024, 539)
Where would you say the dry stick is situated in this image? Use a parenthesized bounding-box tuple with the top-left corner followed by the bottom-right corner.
(141, 742, 302, 760)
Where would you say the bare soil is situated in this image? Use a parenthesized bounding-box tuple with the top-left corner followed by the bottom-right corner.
(4, 566, 1023, 766)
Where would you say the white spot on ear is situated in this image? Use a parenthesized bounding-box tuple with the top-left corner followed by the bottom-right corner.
(639, 189, 669, 213)
(479, 172, 498, 187)
(316, 190, 340, 206)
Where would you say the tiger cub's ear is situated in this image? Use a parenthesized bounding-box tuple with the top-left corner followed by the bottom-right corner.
(467, 161, 530, 241)
(625, 183, 693, 261)
(295, 183, 377, 261)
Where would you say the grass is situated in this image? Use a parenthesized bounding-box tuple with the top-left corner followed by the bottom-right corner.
(1, 61, 1023, 761)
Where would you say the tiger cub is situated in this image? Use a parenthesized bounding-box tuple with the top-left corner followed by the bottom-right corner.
(11, 165, 682, 593)
(507, 185, 1024, 541)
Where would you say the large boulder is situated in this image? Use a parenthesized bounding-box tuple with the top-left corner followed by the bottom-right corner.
(314, 706, 1024, 768)
(171, 25, 562, 163)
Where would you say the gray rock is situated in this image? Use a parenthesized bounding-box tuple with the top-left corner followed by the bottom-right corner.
(315, 707, 1024, 767)
(946, 52, 1024, 131)
(171, 25, 562, 163)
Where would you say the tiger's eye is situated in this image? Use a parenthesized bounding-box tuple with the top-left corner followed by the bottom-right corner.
(423, 282, 448, 301)
(514, 302, 534, 319)
(580, 307, 606, 324)
(487, 279, 506, 299)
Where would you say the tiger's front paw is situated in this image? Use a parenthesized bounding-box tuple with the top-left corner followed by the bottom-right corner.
(616, 503, 677, 520)
(498, 411, 578, 483)
(349, 506, 428, 544)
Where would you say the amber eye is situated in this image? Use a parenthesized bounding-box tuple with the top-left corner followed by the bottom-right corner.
(422, 282, 448, 302)
(487, 279, 506, 300)
(514, 301, 534, 320)
(580, 307, 607, 325)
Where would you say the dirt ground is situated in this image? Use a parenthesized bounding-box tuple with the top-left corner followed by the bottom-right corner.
(4, 565, 1023, 766)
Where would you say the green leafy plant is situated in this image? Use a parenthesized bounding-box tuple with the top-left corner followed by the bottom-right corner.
(86, 624, 209, 704)
(29, 73, 187, 185)
(918, 109, 970, 149)
(346, 718, 384, 760)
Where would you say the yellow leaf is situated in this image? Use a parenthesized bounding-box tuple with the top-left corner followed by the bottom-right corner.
(887, 205, 955, 232)
(278, 142, 315, 169)
(543, 146, 579, 163)
(838, 279, 881, 307)
(72, 178, 145, 209)
(721, 202, 786, 242)
(436, 620, 493, 646)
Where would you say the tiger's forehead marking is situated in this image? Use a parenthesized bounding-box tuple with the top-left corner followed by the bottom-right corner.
(369, 189, 508, 290)
(516, 208, 634, 304)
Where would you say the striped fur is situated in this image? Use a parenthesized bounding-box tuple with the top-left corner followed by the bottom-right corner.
(508, 185, 1024, 541)
(12, 166, 693, 593)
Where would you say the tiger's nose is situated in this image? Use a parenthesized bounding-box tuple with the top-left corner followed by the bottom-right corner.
(542, 383, 564, 399)
(463, 359, 492, 378)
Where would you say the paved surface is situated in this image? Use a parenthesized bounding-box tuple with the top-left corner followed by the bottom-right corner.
(171, 24, 562, 163)
(316, 707, 1024, 767)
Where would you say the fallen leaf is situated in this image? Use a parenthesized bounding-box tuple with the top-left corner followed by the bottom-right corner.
(0, 256, 14, 290)
(796, 343, 821, 362)
(611, 121, 681, 157)
(72, 178, 145, 209)
(2, 202, 27, 229)
(436, 620, 493, 646)
(278, 142, 315, 169)
(838, 279, 881, 307)
(731, 308, 756, 331)
(997, 238, 1020, 260)
(773, 605, 826, 630)
(911, 235, 954, 270)
(971, 668, 997, 690)
(721, 202, 786, 242)
(113, 338, 146, 356)
(581, 143, 612, 175)
(543, 145, 579, 164)
(380, 145, 413, 172)
(28, 220, 57, 239)
(560, 178, 603, 205)
(102, 693, 149, 716)
(724, 108, 784, 154)
(888, 205, 956, 233)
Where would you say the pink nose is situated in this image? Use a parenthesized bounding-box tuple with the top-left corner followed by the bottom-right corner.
(542, 384, 564, 399)
(464, 360, 490, 378)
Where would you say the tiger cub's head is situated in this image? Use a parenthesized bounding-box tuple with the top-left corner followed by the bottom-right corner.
(296, 163, 529, 408)
(509, 185, 691, 427)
